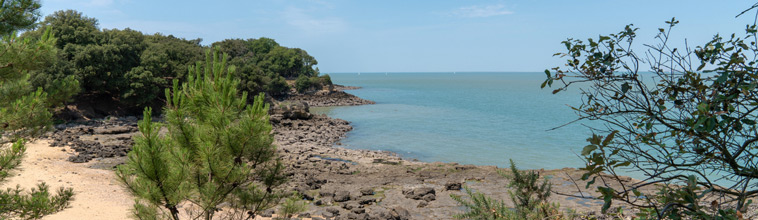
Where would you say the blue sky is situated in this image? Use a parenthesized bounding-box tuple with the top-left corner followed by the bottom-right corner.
(40, 0, 757, 73)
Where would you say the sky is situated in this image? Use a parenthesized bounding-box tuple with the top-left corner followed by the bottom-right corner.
(39, 0, 758, 73)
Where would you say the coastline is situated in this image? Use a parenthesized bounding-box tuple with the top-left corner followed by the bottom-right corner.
(9, 85, 720, 219)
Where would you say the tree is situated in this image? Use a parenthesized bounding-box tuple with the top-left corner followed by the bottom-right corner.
(0, 0, 40, 35)
(543, 14, 758, 218)
(0, 1, 76, 218)
(117, 49, 286, 220)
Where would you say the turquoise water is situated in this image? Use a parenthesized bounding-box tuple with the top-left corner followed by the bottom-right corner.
(312, 72, 596, 170)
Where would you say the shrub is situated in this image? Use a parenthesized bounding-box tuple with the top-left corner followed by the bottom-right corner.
(451, 160, 569, 220)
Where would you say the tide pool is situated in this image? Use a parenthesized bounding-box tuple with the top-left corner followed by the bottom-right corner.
(312, 72, 596, 170)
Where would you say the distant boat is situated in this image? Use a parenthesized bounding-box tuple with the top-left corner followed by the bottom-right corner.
(358, 72, 361, 75)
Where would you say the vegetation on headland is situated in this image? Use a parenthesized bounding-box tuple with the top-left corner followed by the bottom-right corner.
(21, 9, 332, 114)
(0, 0, 77, 218)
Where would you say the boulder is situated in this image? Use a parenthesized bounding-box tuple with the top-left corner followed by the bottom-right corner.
(334, 190, 351, 202)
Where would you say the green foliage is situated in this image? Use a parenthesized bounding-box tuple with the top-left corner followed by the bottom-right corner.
(451, 187, 511, 220)
(295, 74, 312, 93)
(505, 159, 551, 217)
(214, 38, 323, 96)
(295, 74, 333, 93)
(452, 160, 568, 220)
(0, 183, 75, 219)
(276, 193, 307, 219)
(24, 10, 204, 110)
(543, 16, 755, 218)
(0, 2, 77, 218)
(117, 49, 286, 220)
(0, 0, 41, 35)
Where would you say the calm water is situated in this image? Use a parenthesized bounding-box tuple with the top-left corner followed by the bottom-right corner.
(312, 72, 595, 170)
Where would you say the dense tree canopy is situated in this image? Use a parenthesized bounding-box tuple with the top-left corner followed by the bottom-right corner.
(213, 38, 322, 97)
(22, 10, 327, 112)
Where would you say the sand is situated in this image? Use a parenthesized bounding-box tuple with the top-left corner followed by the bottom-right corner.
(4, 140, 133, 220)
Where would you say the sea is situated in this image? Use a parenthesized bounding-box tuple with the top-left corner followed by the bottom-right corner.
(311, 72, 597, 171)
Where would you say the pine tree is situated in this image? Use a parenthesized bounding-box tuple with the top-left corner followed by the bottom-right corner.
(0, 1, 77, 219)
(117, 49, 286, 220)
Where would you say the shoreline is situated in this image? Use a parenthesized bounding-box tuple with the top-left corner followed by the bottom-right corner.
(15, 85, 752, 219)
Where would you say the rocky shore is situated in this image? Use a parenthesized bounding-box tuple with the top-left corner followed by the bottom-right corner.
(282, 89, 375, 107)
(37, 86, 750, 219)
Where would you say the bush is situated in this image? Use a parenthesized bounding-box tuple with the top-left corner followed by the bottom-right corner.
(295, 74, 312, 93)
(451, 160, 570, 220)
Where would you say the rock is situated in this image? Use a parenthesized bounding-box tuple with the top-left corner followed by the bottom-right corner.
(334, 190, 351, 202)
(445, 182, 462, 191)
(390, 207, 410, 220)
(272, 101, 313, 120)
(326, 207, 340, 216)
(302, 192, 314, 201)
(342, 202, 355, 210)
(298, 213, 311, 218)
(261, 209, 275, 217)
(318, 191, 334, 197)
(360, 188, 374, 196)
(417, 201, 428, 208)
(347, 212, 368, 220)
(402, 187, 436, 201)
(358, 197, 376, 205)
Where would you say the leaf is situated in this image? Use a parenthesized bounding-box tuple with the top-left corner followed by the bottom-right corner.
(621, 83, 631, 94)
(582, 145, 597, 156)
(602, 131, 617, 146)
(715, 72, 729, 84)
(552, 89, 561, 94)
(585, 176, 596, 188)
(742, 119, 756, 125)
(544, 69, 551, 78)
